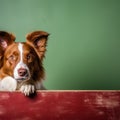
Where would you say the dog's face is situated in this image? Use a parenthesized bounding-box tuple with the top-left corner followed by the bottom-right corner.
(3, 42, 39, 81)
(0, 31, 49, 83)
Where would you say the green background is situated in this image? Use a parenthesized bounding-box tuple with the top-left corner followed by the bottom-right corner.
(0, 0, 120, 90)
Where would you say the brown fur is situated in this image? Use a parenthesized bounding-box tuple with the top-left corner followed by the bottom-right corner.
(0, 31, 49, 92)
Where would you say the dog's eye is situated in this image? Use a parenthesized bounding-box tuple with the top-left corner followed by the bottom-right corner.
(8, 55, 16, 64)
(27, 54, 31, 60)
(9, 55, 15, 61)
(26, 53, 34, 63)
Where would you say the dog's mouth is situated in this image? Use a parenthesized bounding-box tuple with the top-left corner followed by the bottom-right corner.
(15, 74, 30, 82)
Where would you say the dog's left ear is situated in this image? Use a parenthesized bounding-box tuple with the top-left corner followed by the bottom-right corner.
(26, 31, 49, 60)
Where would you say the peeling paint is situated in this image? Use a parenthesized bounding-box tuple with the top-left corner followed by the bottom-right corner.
(0, 93, 10, 100)
(0, 91, 119, 120)
(0, 105, 6, 115)
(96, 95, 119, 108)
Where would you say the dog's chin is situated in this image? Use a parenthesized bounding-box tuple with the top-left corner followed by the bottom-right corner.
(15, 76, 30, 82)
(14, 74, 31, 82)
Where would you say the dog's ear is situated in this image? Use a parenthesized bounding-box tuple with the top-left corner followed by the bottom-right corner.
(0, 31, 15, 50)
(0, 31, 15, 68)
(26, 31, 49, 60)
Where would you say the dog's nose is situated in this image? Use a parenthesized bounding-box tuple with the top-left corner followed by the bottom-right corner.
(18, 68, 27, 77)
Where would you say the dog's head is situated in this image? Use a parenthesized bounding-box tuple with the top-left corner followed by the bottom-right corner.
(0, 31, 49, 82)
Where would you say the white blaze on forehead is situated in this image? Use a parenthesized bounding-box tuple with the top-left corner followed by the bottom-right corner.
(13, 43, 31, 80)
(18, 43, 23, 62)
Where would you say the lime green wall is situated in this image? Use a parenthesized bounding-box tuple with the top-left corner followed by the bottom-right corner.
(0, 0, 120, 89)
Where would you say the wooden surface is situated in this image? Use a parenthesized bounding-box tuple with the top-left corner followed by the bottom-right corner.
(0, 90, 120, 120)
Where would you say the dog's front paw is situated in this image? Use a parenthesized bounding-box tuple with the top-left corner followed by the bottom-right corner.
(0, 76, 17, 91)
(20, 84, 35, 96)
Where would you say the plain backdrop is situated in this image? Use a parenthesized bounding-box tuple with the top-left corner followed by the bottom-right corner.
(0, 0, 120, 89)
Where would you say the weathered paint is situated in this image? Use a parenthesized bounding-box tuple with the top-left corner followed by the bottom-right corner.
(0, 90, 119, 120)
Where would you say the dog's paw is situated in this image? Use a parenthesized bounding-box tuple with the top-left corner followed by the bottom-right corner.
(0, 76, 17, 91)
(20, 84, 35, 96)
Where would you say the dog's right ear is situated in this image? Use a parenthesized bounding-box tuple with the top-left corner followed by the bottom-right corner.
(0, 31, 15, 67)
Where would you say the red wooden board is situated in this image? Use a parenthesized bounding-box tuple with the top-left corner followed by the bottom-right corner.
(0, 90, 120, 120)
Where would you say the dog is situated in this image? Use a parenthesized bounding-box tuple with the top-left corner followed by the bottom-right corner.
(0, 31, 49, 96)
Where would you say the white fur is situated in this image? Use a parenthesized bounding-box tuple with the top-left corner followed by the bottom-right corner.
(18, 43, 23, 62)
(0, 76, 17, 91)
(13, 43, 30, 80)
(20, 84, 35, 96)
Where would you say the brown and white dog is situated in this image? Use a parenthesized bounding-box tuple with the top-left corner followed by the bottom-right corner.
(0, 31, 49, 96)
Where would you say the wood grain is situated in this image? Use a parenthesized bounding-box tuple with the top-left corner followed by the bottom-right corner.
(0, 90, 120, 120)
